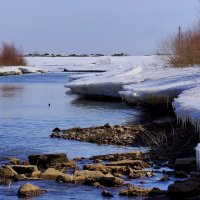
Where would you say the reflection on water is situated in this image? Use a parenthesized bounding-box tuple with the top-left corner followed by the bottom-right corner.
(0, 73, 143, 200)
(0, 85, 23, 97)
(0, 73, 140, 162)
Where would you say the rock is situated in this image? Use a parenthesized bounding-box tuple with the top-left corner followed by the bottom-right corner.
(18, 183, 46, 196)
(40, 168, 63, 180)
(93, 159, 102, 163)
(159, 175, 170, 181)
(17, 174, 27, 180)
(174, 171, 188, 178)
(83, 164, 110, 174)
(168, 175, 200, 199)
(56, 174, 75, 183)
(90, 151, 144, 162)
(29, 170, 41, 178)
(119, 185, 152, 196)
(146, 171, 154, 178)
(61, 161, 76, 169)
(174, 157, 196, 172)
(8, 165, 38, 174)
(128, 169, 145, 179)
(52, 127, 61, 132)
(28, 153, 69, 170)
(0, 166, 18, 178)
(73, 170, 123, 187)
(8, 157, 21, 165)
(144, 195, 170, 200)
(104, 123, 111, 128)
(102, 190, 114, 197)
(109, 166, 127, 174)
(106, 160, 146, 169)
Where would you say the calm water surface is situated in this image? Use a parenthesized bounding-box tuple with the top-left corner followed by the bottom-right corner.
(0, 73, 147, 199)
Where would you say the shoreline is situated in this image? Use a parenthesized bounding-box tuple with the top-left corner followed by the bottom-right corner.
(1, 119, 198, 199)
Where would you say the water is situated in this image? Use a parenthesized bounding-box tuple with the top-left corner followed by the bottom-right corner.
(0, 73, 146, 199)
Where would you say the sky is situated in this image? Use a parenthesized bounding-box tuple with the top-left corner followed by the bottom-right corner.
(0, 0, 199, 55)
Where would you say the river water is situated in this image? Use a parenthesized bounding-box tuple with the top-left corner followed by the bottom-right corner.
(0, 72, 151, 199)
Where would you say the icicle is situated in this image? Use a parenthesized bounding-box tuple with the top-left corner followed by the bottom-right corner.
(195, 143, 200, 171)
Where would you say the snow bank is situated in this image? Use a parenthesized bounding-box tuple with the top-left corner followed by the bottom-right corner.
(0, 67, 22, 76)
(26, 56, 112, 72)
(65, 55, 160, 97)
(120, 67, 200, 104)
(173, 87, 200, 133)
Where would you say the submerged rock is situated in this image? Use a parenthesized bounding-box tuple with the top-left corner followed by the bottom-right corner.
(18, 183, 46, 196)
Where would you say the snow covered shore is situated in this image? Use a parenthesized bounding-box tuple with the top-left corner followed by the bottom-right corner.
(2, 55, 200, 131)
(64, 55, 200, 132)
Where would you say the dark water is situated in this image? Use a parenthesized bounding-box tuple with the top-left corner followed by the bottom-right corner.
(0, 73, 148, 199)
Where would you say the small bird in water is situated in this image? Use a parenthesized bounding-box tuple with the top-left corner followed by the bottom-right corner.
(48, 103, 50, 107)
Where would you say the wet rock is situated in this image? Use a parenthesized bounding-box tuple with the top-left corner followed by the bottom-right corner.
(40, 168, 63, 180)
(28, 153, 69, 170)
(108, 166, 127, 174)
(8, 157, 21, 165)
(55, 125, 146, 146)
(17, 174, 27, 181)
(52, 127, 61, 132)
(168, 175, 200, 199)
(174, 157, 196, 172)
(61, 161, 76, 169)
(102, 190, 114, 197)
(119, 185, 152, 196)
(146, 171, 154, 178)
(18, 183, 46, 196)
(93, 159, 102, 163)
(128, 168, 145, 179)
(0, 166, 18, 178)
(92, 182, 103, 187)
(104, 123, 111, 128)
(56, 174, 75, 183)
(159, 175, 170, 181)
(144, 195, 170, 200)
(9, 165, 38, 174)
(73, 170, 123, 187)
(106, 159, 146, 169)
(83, 163, 111, 174)
(174, 171, 188, 178)
(29, 170, 41, 178)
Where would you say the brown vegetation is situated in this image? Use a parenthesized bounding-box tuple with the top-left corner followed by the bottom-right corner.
(159, 22, 200, 67)
(0, 43, 26, 66)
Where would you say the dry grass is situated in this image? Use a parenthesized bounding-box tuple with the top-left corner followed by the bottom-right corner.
(159, 22, 200, 67)
(0, 43, 26, 66)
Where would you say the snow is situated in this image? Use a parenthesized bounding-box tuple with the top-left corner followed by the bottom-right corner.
(173, 87, 200, 133)
(0, 67, 22, 76)
(2, 55, 200, 133)
(62, 55, 200, 133)
(120, 67, 200, 104)
(65, 55, 160, 97)
(26, 56, 112, 72)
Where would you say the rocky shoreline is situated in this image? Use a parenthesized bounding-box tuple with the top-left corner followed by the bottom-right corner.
(0, 121, 199, 199)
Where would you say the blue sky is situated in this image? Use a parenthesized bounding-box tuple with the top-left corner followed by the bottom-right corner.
(0, 0, 199, 55)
